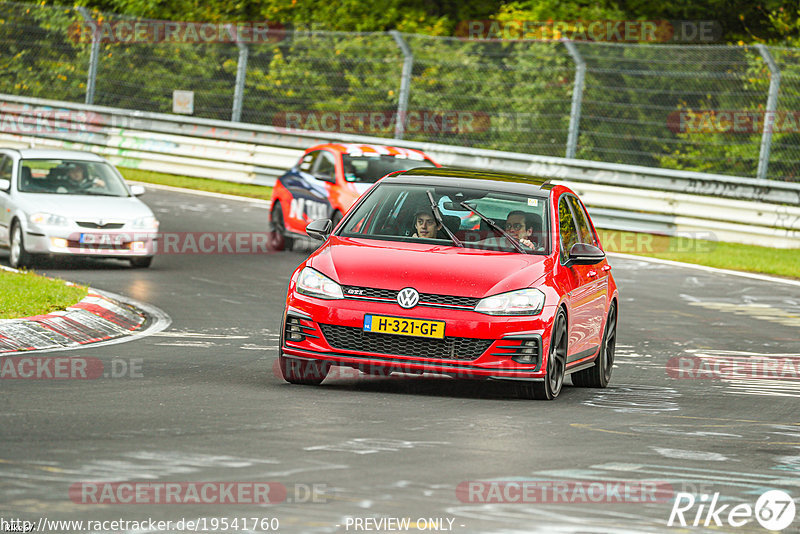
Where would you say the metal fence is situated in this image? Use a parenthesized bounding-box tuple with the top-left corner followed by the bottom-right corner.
(1, 1, 799, 182)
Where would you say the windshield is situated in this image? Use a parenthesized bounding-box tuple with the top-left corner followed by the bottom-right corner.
(17, 159, 130, 197)
(342, 154, 435, 183)
(339, 183, 550, 254)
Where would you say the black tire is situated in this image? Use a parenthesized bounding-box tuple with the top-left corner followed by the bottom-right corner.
(572, 302, 617, 388)
(130, 256, 153, 268)
(269, 203, 294, 251)
(519, 308, 567, 400)
(9, 221, 34, 269)
(278, 353, 330, 385)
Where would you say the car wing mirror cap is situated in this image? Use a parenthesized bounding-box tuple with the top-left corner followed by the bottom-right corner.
(565, 243, 605, 267)
(306, 218, 333, 241)
(0, 178, 10, 191)
(130, 184, 146, 196)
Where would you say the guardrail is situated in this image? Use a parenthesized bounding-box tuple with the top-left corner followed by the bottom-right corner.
(1, 93, 799, 248)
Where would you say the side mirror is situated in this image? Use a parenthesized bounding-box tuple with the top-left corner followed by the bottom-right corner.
(130, 184, 146, 196)
(316, 173, 336, 184)
(0, 178, 10, 192)
(565, 243, 605, 267)
(306, 218, 332, 241)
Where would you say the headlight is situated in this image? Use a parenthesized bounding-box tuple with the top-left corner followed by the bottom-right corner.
(29, 212, 68, 226)
(296, 267, 343, 300)
(132, 216, 159, 229)
(474, 288, 545, 315)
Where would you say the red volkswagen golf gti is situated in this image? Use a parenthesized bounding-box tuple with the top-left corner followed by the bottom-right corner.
(278, 168, 619, 400)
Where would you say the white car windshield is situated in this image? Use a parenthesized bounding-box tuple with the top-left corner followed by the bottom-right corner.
(17, 159, 130, 197)
(342, 154, 436, 183)
(338, 183, 550, 254)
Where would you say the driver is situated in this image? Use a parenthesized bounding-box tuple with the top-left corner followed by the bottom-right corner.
(504, 210, 537, 249)
(64, 163, 104, 191)
(412, 210, 442, 238)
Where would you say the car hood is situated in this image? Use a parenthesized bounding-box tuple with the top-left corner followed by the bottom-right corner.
(15, 193, 154, 221)
(309, 236, 552, 297)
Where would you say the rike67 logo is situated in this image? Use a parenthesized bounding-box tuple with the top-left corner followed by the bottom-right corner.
(668, 490, 796, 531)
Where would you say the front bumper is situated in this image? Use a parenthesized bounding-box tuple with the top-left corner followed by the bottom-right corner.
(25, 228, 157, 257)
(281, 292, 557, 380)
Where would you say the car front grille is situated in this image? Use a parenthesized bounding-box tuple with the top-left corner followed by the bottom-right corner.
(66, 240, 130, 250)
(341, 286, 479, 309)
(76, 222, 125, 229)
(318, 324, 492, 361)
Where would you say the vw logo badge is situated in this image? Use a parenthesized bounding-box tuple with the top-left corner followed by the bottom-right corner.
(397, 287, 420, 309)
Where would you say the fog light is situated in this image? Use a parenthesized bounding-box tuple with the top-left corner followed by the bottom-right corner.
(130, 241, 147, 253)
(51, 237, 68, 248)
(512, 340, 540, 364)
(285, 317, 306, 342)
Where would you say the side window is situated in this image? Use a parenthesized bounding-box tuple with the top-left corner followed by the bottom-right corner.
(567, 196, 597, 246)
(0, 156, 10, 178)
(298, 151, 318, 172)
(313, 151, 336, 180)
(0, 156, 11, 189)
(558, 196, 580, 262)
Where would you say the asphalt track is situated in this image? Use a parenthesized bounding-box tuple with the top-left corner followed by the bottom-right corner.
(1, 188, 799, 534)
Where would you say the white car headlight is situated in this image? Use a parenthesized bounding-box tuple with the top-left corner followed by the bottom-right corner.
(296, 267, 343, 300)
(132, 216, 159, 229)
(29, 212, 69, 226)
(475, 288, 545, 315)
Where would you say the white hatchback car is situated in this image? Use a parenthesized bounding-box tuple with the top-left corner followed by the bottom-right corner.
(0, 148, 159, 268)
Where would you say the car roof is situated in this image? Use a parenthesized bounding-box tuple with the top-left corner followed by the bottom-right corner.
(385, 167, 555, 195)
(14, 148, 107, 162)
(312, 143, 430, 160)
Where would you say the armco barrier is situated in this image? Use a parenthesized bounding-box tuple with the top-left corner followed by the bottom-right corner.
(1, 93, 799, 248)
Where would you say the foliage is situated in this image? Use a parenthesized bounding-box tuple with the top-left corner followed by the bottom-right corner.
(3, 1, 797, 180)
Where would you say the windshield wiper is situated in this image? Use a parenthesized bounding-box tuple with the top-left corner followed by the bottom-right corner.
(459, 201, 528, 254)
(426, 190, 463, 247)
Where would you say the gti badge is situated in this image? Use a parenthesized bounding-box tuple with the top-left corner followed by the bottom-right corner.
(397, 287, 420, 309)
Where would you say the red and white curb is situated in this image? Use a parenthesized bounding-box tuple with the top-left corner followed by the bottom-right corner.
(0, 267, 171, 354)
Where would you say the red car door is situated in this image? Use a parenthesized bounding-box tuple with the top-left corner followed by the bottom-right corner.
(568, 195, 608, 354)
(557, 195, 603, 363)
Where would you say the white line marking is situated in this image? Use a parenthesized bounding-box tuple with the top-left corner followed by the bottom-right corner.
(608, 252, 800, 287)
(128, 180, 271, 206)
(152, 332, 248, 339)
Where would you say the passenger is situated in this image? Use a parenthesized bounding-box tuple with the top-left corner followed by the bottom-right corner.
(412, 210, 442, 238)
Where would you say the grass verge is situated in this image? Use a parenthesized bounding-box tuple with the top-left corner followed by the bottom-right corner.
(118, 168, 274, 200)
(598, 230, 799, 280)
(0, 270, 89, 319)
